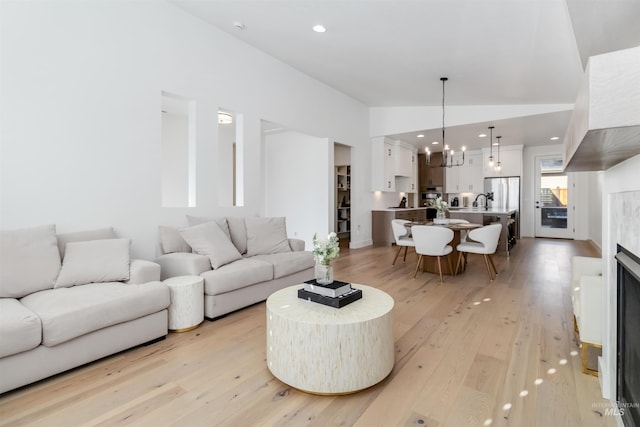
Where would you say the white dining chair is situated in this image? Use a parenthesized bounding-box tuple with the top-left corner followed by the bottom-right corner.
(391, 219, 415, 265)
(455, 224, 502, 281)
(412, 225, 454, 283)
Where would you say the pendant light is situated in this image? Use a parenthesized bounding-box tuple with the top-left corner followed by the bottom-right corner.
(495, 136, 502, 172)
(426, 77, 465, 168)
(488, 126, 495, 167)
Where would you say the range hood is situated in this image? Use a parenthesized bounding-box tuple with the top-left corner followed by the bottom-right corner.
(563, 46, 640, 172)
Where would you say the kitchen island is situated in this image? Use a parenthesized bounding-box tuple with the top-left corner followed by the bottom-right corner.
(448, 208, 518, 255)
(372, 208, 431, 246)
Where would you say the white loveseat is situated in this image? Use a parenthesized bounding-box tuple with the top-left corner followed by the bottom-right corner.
(155, 216, 315, 319)
(0, 225, 170, 394)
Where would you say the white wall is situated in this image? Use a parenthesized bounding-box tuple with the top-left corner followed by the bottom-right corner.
(217, 119, 236, 207)
(0, 1, 370, 259)
(161, 112, 189, 207)
(334, 144, 350, 166)
(588, 171, 604, 249)
(264, 131, 330, 249)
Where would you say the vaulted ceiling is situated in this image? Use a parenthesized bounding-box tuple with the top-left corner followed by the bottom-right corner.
(172, 0, 640, 150)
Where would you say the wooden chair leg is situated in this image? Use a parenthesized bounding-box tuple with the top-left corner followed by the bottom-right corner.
(403, 245, 409, 262)
(483, 254, 494, 281)
(447, 254, 453, 276)
(413, 254, 423, 278)
(488, 254, 498, 276)
(392, 246, 402, 265)
(437, 256, 444, 283)
(455, 252, 463, 275)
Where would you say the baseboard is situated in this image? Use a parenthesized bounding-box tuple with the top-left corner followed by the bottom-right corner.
(349, 239, 372, 249)
(587, 239, 602, 257)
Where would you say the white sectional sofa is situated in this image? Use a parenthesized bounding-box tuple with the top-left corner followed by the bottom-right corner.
(155, 216, 315, 319)
(0, 225, 170, 394)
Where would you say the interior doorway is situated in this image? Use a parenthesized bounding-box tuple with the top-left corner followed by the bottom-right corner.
(334, 143, 352, 248)
(534, 155, 574, 239)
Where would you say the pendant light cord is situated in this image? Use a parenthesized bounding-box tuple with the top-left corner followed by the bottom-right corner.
(441, 77, 447, 148)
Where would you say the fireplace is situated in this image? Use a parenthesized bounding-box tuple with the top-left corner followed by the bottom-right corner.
(616, 245, 640, 426)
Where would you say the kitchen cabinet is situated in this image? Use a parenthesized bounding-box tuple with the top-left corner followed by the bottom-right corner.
(371, 137, 417, 192)
(418, 152, 444, 191)
(371, 137, 395, 191)
(483, 145, 523, 178)
(394, 145, 414, 177)
(372, 208, 427, 246)
(445, 150, 483, 193)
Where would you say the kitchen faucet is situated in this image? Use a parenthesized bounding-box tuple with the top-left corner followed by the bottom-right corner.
(473, 192, 494, 209)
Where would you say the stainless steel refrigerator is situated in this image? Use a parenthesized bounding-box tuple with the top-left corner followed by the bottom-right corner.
(484, 176, 520, 212)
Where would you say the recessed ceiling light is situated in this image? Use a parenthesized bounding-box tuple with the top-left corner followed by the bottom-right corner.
(493, 142, 499, 146)
(417, 134, 424, 138)
(478, 133, 487, 138)
(432, 141, 439, 145)
(313, 25, 326, 33)
(550, 136, 560, 140)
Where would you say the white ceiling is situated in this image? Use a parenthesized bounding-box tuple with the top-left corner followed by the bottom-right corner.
(172, 0, 640, 150)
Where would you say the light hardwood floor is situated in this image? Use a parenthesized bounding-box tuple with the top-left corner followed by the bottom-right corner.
(0, 238, 616, 427)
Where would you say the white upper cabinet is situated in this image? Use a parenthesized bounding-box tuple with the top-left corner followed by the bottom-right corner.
(482, 145, 523, 177)
(371, 137, 417, 192)
(445, 150, 482, 193)
(394, 145, 414, 177)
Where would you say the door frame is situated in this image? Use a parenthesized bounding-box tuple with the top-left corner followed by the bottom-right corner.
(534, 154, 575, 239)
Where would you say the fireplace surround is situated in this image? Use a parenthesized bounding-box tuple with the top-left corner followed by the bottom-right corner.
(616, 245, 640, 426)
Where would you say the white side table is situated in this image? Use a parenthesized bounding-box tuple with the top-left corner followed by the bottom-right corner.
(164, 275, 204, 332)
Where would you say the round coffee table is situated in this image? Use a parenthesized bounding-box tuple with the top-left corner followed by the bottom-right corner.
(164, 275, 204, 332)
(266, 284, 394, 395)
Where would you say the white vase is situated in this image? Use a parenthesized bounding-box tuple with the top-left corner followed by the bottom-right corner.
(434, 210, 449, 225)
(315, 263, 334, 284)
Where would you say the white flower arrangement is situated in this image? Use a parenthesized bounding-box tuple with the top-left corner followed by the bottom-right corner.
(312, 232, 340, 265)
(431, 197, 449, 212)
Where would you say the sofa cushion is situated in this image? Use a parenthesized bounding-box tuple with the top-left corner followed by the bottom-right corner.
(0, 299, 42, 357)
(21, 281, 170, 347)
(55, 238, 131, 288)
(201, 258, 273, 296)
(226, 217, 248, 254)
(56, 227, 116, 259)
(159, 225, 191, 254)
(180, 222, 242, 269)
(186, 215, 231, 241)
(251, 251, 315, 279)
(245, 217, 292, 256)
(0, 224, 61, 298)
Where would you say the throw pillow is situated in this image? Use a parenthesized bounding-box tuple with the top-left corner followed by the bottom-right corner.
(245, 217, 292, 256)
(55, 238, 131, 288)
(56, 226, 116, 259)
(159, 225, 192, 254)
(226, 217, 248, 254)
(179, 222, 242, 269)
(186, 215, 231, 240)
(0, 224, 61, 298)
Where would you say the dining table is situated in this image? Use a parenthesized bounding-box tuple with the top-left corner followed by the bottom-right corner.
(404, 221, 482, 276)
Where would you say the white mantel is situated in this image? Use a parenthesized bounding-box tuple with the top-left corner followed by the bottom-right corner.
(599, 154, 640, 406)
(563, 46, 640, 172)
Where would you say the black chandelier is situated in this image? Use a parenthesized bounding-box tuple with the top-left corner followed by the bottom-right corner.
(426, 77, 465, 168)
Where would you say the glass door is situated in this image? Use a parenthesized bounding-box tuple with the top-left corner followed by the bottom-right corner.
(534, 156, 574, 239)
